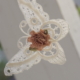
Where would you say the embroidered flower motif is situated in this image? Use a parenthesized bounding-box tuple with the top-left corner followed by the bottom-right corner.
(4, 0, 69, 76)
(28, 29, 51, 51)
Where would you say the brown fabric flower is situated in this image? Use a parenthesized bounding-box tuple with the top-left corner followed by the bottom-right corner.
(28, 29, 51, 51)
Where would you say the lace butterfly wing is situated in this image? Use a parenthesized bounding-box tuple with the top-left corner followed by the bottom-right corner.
(18, 0, 49, 31)
(4, 45, 41, 76)
(39, 42, 66, 65)
(39, 19, 69, 65)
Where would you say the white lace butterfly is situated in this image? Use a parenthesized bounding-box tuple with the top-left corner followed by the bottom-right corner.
(4, 0, 69, 76)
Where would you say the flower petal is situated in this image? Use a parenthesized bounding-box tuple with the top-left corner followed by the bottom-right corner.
(41, 27, 55, 42)
(41, 19, 69, 41)
(39, 42, 66, 65)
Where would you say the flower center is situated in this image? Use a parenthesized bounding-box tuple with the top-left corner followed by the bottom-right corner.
(28, 29, 51, 51)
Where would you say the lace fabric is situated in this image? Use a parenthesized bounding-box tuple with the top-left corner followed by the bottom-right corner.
(4, 0, 69, 76)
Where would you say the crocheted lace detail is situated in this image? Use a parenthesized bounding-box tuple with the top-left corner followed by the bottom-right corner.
(4, 0, 69, 76)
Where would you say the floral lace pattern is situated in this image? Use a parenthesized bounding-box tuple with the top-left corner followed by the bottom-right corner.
(4, 0, 69, 76)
